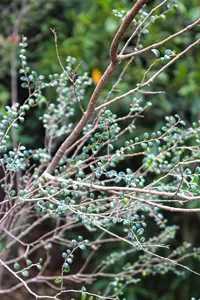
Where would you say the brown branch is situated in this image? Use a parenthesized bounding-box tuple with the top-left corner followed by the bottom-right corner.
(110, 0, 150, 63)
(45, 0, 148, 174)
(120, 0, 169, 55)
(120, 17, 200, 59)
(96, 38, 200, 111)
(141, 198, 200, 213)
(44, 174, 200, 202)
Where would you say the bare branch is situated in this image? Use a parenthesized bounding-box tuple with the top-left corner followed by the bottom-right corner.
(120, 17, 200, 59)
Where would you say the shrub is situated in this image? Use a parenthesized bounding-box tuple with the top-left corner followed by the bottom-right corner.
(0, 0, 200, 299)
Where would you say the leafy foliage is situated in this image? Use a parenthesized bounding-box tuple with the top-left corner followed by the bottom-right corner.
(0, 1, 200, 300)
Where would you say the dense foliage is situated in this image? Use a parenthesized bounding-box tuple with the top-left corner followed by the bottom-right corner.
(0, 0, 200, 299)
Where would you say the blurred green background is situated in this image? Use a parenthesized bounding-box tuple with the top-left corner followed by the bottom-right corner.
(0, 0, 200, 299)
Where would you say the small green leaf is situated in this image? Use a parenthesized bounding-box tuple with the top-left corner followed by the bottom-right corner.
(54, 277, 62, 284)
(22, 270, 29, 277)
(141, 142, 147, 149)
(165, 49, 173, 56)
(14, 263, 20, 270)
(81, 292, 87, 300)
(26, 259, 32, 266)
(192, 175, 199, 184)
(151, 49, 160, 57)
(79, 244, 86, 251)
(37, 264, 43, 271)
(123, 198, 129, 205)
(142, 28, 149, 34)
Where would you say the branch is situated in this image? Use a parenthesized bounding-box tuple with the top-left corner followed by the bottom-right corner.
(141, 198, 200, 213)
(119, 17, 200, 59)
(96, 38, 200, 111)
(0, 259, 40, 299)
(45, 0, 148, 174)
(44, 173, 200, 202)
(110, 0, 150, 63)
(120, 0, 169, 55)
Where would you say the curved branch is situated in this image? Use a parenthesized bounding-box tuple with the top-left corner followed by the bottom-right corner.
(44, 174, 200, 202)
(96, 38, 200, 111)
(120, 17, 200, 59)
(45, 0, 148, 174)
(110, 0, 150, 63)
